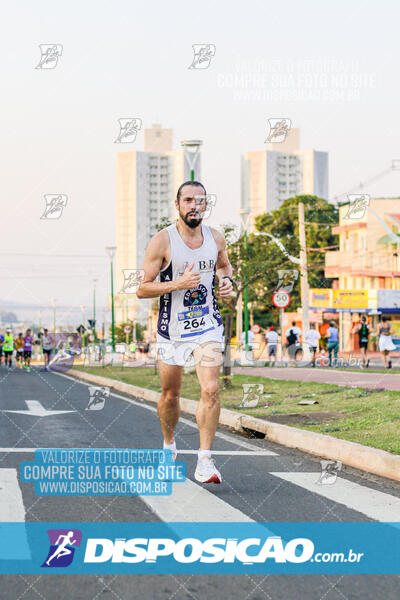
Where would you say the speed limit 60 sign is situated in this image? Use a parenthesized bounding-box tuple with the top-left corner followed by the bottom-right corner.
(272, 291, 291, 308)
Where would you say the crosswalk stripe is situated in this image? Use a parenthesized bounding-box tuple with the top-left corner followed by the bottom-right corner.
(0, 469, 31, 560)
(141, 478, 254, 522)
(271, 472, 400, 522)
(0, 469, 25, 521)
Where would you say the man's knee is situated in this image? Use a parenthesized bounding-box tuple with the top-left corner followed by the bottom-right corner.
(160, 390, 180, 408)
(200, 380, 219, 399)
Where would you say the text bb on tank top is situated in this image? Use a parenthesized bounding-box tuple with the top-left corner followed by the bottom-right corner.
(157, 223, 223, 341)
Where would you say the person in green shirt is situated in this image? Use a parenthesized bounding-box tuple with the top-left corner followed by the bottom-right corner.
(3, 329, 14, 369)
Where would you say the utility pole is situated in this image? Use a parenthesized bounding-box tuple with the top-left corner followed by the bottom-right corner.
(298, 202, 310, 338)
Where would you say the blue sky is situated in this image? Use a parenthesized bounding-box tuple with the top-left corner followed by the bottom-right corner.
(1, 0, 400, 322)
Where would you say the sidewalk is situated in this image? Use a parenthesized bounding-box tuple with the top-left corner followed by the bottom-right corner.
(233, 366, 400, 391)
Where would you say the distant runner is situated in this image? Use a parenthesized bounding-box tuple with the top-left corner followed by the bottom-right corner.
(3, 328, 14, 370)
(23, 329, 33, 372)
(41, 328, 53, 371)
(0, 334, 4, 367)
(15, 333, 24, 369)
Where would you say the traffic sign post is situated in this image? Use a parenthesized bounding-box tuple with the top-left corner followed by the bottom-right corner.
(273, 291, 291, 363)
(272, 291, 291, 309)
(124, 325, 131, 345)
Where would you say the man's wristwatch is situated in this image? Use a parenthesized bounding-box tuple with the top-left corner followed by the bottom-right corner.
(222, 276, 233, 284)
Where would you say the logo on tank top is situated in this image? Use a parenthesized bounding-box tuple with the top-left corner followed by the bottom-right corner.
(198, 259, 215, 272)
(184, 284, 207, 307)
(178, 259, 216, 277)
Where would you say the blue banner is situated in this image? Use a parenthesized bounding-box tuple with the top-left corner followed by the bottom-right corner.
(20, 449, 186, 496)
(0, 522, 399, 574)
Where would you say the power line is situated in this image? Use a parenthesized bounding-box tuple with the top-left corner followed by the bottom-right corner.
(0, 253, 106, 258)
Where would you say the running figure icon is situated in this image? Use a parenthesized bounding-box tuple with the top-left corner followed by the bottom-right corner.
(45, 531, 77, 566)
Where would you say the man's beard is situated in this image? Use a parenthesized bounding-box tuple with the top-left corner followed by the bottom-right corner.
(180, 210, 202, 229)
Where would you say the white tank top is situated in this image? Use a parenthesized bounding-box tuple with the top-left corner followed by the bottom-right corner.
(157, 223, 223, 341)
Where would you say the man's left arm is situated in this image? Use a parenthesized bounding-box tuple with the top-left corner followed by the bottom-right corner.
(212, 229, 233, 298)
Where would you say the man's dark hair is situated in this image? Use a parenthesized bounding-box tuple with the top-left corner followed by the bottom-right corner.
(291, 321, 296, 326)
(382, 315, 388, 322)
(329, 321, 336, 327)
(176, 180, 206, 203)
(361, 316, 367, 323)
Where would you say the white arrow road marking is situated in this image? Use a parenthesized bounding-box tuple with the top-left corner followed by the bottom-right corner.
(2, 400, 76, 417)
(271, 472, 400, 522)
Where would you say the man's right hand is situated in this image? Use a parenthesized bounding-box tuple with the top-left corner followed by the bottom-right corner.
(176, 263, 201, 290)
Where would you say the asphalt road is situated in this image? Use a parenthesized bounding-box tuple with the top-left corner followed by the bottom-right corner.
(0, 364, 399, 599)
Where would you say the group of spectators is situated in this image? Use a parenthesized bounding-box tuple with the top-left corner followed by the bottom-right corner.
(242, 315, 398, 369)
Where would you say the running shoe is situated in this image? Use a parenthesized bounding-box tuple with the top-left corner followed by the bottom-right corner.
(194, 455, 221, 484)
(163, 442, 177, 462)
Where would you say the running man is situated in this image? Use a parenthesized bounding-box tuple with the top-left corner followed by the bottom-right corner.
(137, 181, 233, 484)
(3, 329, 13, 370)
(23, 329, 33, 372)
(45, 531, 77, 566)
(15, 333, 24, 368)
(352, 315, 370, 368)
(41, 328, 53, 371)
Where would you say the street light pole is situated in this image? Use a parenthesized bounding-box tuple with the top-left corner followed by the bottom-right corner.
(93, 278, 98, 342)
(51, 298, 56, 334)
(106, 247, 117, 351)
(238, 209, 250, 353)
(180, 140, 203, 182)
(244, 227, 249, 351)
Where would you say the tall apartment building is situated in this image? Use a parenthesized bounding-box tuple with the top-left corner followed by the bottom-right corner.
(241, 129, 329, 230)
(115, 124, 202, 325)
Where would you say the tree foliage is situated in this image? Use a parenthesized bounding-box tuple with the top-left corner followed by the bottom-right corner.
(218, 195, 338, 380)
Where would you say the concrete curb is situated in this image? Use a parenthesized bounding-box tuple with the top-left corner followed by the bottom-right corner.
(69, 369, 400, 483)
